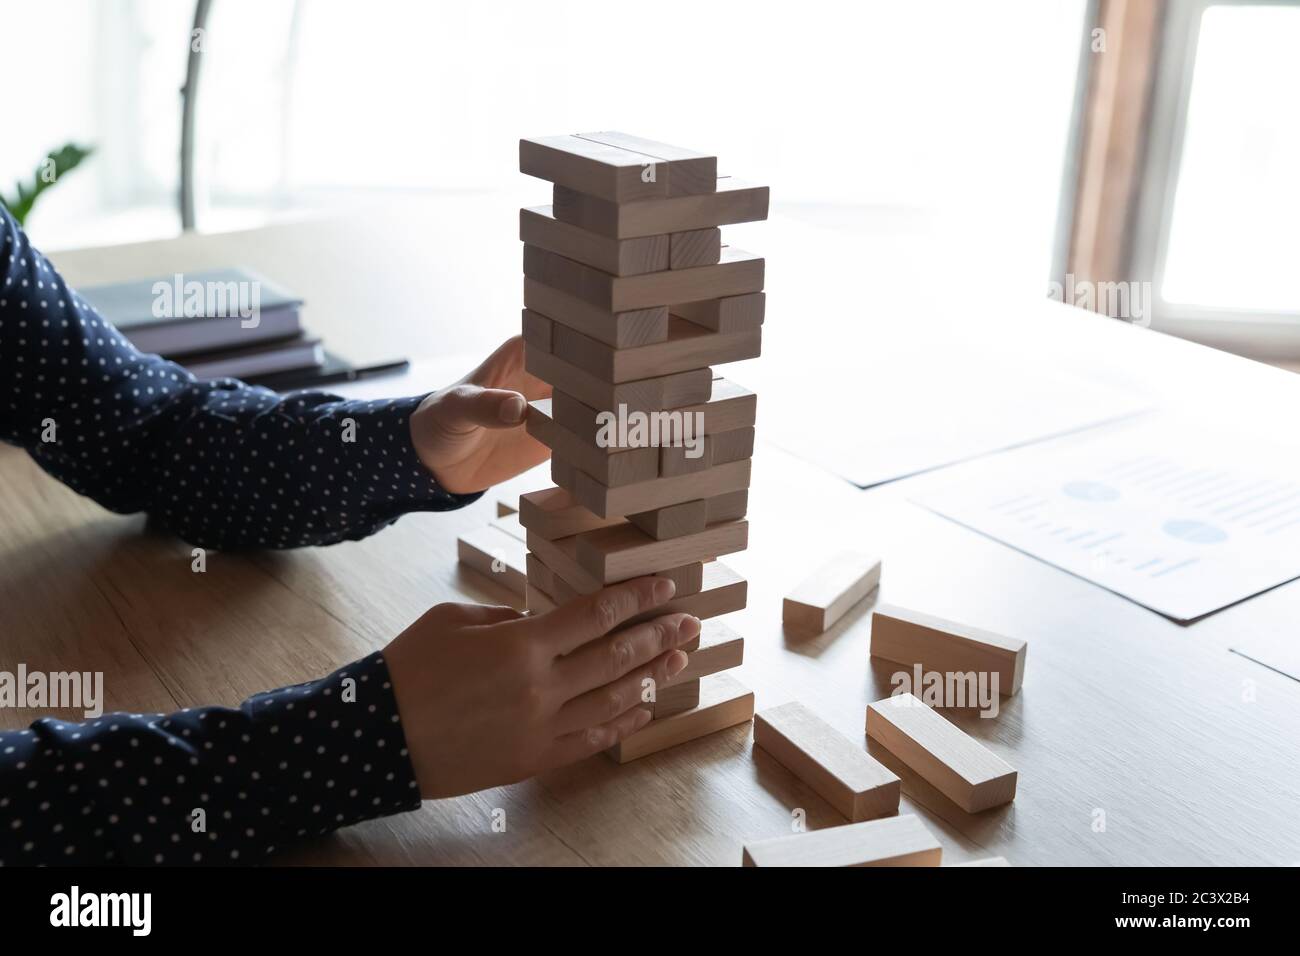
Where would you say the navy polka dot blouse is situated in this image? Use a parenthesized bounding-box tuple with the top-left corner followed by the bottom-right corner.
(0, 205, 480, 865)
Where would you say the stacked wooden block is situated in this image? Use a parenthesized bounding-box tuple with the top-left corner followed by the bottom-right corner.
(516, 132, 768, 762)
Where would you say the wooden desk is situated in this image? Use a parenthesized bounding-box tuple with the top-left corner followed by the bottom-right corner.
(6, 202, 1298, 865)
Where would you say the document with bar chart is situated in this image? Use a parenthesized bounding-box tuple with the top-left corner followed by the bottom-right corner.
(913, 414, 1300, 620)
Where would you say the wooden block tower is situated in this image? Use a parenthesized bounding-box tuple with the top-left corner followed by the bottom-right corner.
(516, 132, 768, 762)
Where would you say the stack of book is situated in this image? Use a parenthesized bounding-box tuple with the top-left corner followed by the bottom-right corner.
(79, 267, 370, 389)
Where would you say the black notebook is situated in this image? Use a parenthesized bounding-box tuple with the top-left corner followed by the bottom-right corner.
(80, 268, 304, 358)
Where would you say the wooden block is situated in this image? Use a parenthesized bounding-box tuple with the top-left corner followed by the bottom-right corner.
(948, 857, 1011, 867)
(675, 619, 744, 682)
(628, 499, 707, 540)
(551, 316, 760, 384)
(624, 561, 748, 626)
(554, 178, 770, 239)
(527, 582, 556, 614)
(561, 456, 752, 519)
(865, 693, 1018, 813)
(489, 511, 527, 543)
(549, 378, 756, 446)
(524, 278, 668, 348)
(660, 439, 711, 477)
(607, 673, 754, 763)
(754, 702, 900, 822)
(572, 131, 717, 196)
(519, 134, 667, 202)
(783, 552, 882, 634)
(525, 344, 712, 414)
(670, 227, 722, 269)
(645, 678, 701, 719)
(741, 814, 942, 868)
(517, 485, 623, 540)
(496, 497, 518, 517)
(706, 489, 749, 523)
(520, 206, 669, 277)
(525, 552, 557, 596)
(674, 292, 766, 333)
(524, 244, 764, 313)
(520, 308, 553, 352)
(870, 604, 1027, 696)
(525, 529, 702, 598)
(456, 525, 527, 596)
(708, 426, 755, 466)
(575, 519, 748, 584)
(526, 398, 659, 487)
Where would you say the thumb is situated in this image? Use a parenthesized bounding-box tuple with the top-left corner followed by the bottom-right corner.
(435, 384, 528, 430)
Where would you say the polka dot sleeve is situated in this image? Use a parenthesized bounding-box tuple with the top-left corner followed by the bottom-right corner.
(0, 651, 421, 866)
(0, 205, 482, 551)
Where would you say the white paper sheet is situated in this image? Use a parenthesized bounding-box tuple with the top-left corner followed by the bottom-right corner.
(912, 414, 1300, 621)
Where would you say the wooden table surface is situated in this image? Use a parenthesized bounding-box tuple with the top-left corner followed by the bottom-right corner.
(6, 200, 1297, 866)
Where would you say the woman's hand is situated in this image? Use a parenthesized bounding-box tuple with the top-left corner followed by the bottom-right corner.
(385, 577, 697, 798)
(409, 336, 551, 493)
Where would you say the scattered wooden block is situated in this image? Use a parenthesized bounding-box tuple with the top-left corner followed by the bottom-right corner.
(519, 134, 667, 202)
(628, 499, 707, 540)
(517, 485, 623, 540)
(670, 227, 722, 269)
(496, 497, 518, 517)
(549, 378, 756, 445)
(783, 552, 882, 634)
(520, 206, 669, 277)
(525, 344, 712, 414)
(489, 511, 527, 543)
(524, 278, 669, 348)
(553, 178, 770, 238)
(948, 857, 1011, 867)
(865, 693, 1018, 813)
(608, 673, 754, 763)
(572, 131, 717, 196)
(559, 455, 751, 518)
(523, 244, 764, 313)
(674, 292, 766, 333)
(550, 316, 760, 383)
(456, 525, 528, 597)
(754, 702, 900, 822)
(870, 604, 1027, 696)
(575, 519, 748, 584)
(520, 308, 553, 352)
(526, 398, 659, 487)
(741, 814, 942, 868)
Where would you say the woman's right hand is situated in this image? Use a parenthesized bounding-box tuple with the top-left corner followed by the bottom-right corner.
(384, 576, 696, 798)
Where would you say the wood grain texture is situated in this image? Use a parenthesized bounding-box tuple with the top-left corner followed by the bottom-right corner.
(517, 485, 624, 540)
(644, 678, 701, 719)
(525, 397, 659, 487)
(553, 178, 769, 238)
(551, 315, 760, 383)
(866, 694, 1018, 813)
(524, 244, 764, 313)
(609, 673, 754, 763)
(520, 206, 669, 277)
(628, 499, 708, 540)
(525, 344, 713, 414)
(870, 604, 1027, 696)
(457, 525, 528, 596)
(525, 528, 702, 598)
(742, 814, 942, 868)
(560, 456, 752, 519)
(521, 308, 553, 352)
(754, 701, 901, 822)
(573, 131, 717, 197)
(670, 227, 722, 269)
(673, 292, 766, 333)
(549, 379, 756, 448)
(783, 552, 883, 634)
(575, 519, 748, 584)
(519, 135, 667, 202)
(524, 278, 669, 348)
